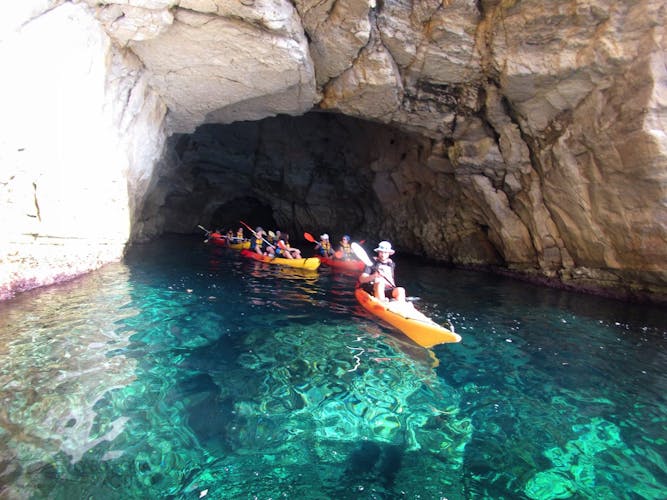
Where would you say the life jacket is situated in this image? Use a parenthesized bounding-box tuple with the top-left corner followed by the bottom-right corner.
(237, 229, 244, 240)
(366, 258, 396, 288)
(275, 240, 287, 256)
(319, 240, 332, 255)
(340, 241, 352, 257)
(253, 236, 265, 252)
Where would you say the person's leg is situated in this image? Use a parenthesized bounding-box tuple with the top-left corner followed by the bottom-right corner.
(374, 281, 388, 301)
(391, 287, 406, 302)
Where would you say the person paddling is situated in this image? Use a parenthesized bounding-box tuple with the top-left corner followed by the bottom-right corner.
(251, 227, 270, 255)
(315, 234, 334, 257)
(280, 233, 302, 259)
(358, 241, 406, 302)
(337, 235, 354, 260)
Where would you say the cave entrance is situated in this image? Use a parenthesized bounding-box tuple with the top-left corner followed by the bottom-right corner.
(143, 111, 435, 246)
(209, 196, 277, 235)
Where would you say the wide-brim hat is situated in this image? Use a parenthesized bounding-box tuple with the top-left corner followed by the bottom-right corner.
(374, 241, 394, 254)
(320, 234, 329, 240)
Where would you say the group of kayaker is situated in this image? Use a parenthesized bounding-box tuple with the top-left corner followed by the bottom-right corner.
(209, 227, 245, 243)
(206, 223, 406, 303)
(203, 223, 458, 345)
(313, 233, 354, 260)
(248, 227, 303, 259)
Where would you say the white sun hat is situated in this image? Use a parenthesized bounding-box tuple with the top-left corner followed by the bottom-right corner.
(374, 241, 395, 254)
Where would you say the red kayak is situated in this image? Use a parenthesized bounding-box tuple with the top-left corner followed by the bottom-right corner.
(317, 255, 365, 272)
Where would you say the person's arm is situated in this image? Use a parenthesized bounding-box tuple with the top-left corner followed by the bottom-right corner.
(358, 264, 377, 284)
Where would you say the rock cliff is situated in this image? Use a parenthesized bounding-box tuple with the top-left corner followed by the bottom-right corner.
(1, 0, 665, 302)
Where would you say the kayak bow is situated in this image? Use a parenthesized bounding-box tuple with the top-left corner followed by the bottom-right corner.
(355, 287, 461, 347)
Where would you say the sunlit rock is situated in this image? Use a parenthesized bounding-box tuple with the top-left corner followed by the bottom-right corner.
(294, 0, 371, 87)
(116, 1, 317, 132)
(320, 36, 403, 121)
(0, 1, 166, 300)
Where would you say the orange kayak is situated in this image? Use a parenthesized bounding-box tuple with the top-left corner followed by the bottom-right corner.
(355, 287, 461, 347)
(240, 249, 320, 271)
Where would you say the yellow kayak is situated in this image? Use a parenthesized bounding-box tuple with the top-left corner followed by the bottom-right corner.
(209, 234, 250, 250)
(355, 287, 461, 347)
(227, 240, 251, 250)
(241, 249, 320, 271)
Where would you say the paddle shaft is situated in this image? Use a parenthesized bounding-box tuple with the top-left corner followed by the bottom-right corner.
(240, 220, 275, 249)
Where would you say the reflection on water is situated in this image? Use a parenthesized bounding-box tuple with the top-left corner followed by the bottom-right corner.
(0, 235, 665, 498)
(0, 264, 138, 493)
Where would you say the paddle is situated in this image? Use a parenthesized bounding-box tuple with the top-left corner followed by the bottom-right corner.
(240, 220, 275, 249)
(351, 242, 373, 267)
(303, 232, 316, 243)
(198, 224, 211, 243)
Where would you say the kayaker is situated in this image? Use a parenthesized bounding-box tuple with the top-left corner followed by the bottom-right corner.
(315, 234, 334, 257)
(358, 241, 406, 302)
(251, 227, 269, 255)
(236, 227, 245, 242)
(337, 235, 354, 260)
(274, 230, 291, 259)
(281, 233, 302, 259)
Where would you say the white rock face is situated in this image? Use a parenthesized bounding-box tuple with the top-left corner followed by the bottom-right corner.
(294, 0, 371, 86)
(0, 1, 166, 300)
(97, 0, 318, 133)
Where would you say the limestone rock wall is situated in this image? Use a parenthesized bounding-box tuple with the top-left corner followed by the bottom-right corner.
(1, 0, 666, 301)
(0, 1, 167, 300)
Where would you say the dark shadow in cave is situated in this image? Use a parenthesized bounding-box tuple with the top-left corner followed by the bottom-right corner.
(209, 196, 277, 234)
(146, 111, 431, 245)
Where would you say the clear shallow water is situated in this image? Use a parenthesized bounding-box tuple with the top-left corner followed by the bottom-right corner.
(0, 235, 665, 499)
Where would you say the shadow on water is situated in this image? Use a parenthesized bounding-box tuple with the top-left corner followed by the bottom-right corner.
(344, 441, 404, 488)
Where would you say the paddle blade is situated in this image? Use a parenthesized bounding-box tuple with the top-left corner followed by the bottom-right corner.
(303, 232, 316, 243)
(351, 242, 372, 267)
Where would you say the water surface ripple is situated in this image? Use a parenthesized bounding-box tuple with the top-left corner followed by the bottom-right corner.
(0, 235, 665, 499)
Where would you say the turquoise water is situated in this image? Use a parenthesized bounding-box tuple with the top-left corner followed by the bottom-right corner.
(0, 235, 665, 499)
